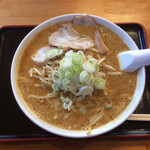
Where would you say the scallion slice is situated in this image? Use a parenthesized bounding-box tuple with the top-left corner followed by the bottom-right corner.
(103, 98, 113, 109)
(94, 77, 106, 89)
(80, 107, 87, 115)
(83, 61, 95, 73)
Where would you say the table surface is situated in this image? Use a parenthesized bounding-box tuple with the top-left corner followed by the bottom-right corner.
(1, 0, 150, 149)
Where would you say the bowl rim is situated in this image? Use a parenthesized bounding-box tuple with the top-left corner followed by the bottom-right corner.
(11, 13, 146, 138)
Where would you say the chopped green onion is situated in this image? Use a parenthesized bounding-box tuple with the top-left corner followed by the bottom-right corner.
(60, 96, 70, 103)
(65, 50, 73, 57)
(65, 71, 72, 80)
(50, 50, 107, 99)
(77, 86, 93, 97)
(94, 77, 106, 89)
(58, 46, 62, 52)
(93, 62, 99, 73)
(58, 68, 65, 79)
(60, 97, 73, 111)
(88, 58, 97, 64)
(72, 53, 84, 65)
(79, 71, 90, 83)
(89, 60, 92, 63)
(46, 48, 63, 59)
(73, 64, 82, 74)
(52, 83, 60, 92)
(80, 107, 87, 115)
(60, 57, 72, 71)
(46, 49, 56, 59)
(77, 50, 84, 55)
(103, 98, 113, 109)
(79, 71, 94, 85)
(62, 78, 70, 90)
(83, 61, 95, 73)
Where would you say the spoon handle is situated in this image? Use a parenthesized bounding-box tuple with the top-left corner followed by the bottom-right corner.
(118, 49, 150, 72)
(132, 49, 150, 65)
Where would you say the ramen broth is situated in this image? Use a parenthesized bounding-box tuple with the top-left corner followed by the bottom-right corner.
(17, 21, 137, 131)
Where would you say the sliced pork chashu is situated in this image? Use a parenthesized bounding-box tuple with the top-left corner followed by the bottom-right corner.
(49, 23, 94, 50)
(95, 30, 109, 54)
(73, 15, 97, 26)
(73, 15, 109, 54)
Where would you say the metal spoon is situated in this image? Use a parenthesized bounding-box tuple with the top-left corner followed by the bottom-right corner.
(118, 49, 150, 72)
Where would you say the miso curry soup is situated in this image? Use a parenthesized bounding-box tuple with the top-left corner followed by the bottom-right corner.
(17, 16, 137, 131)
